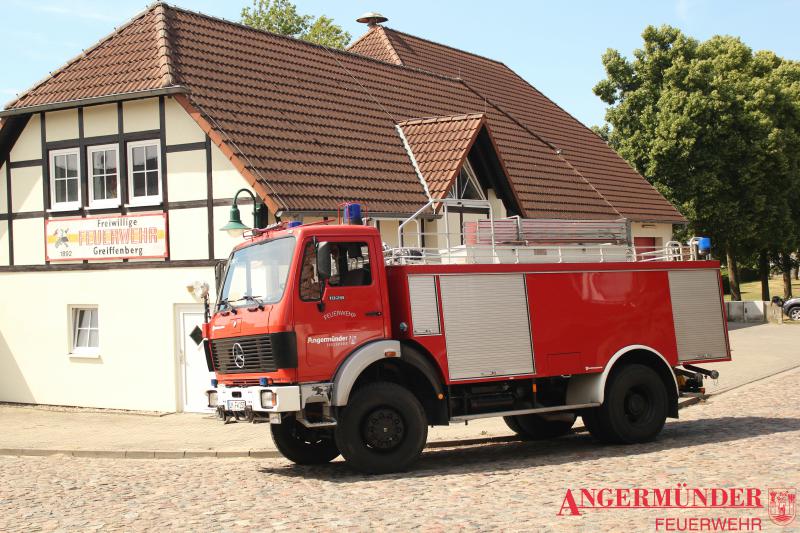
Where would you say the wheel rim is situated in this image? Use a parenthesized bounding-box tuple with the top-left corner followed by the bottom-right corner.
(790, 308, 800, 321)
(362, 407, 405, 451)
(623, 386, 654, 425)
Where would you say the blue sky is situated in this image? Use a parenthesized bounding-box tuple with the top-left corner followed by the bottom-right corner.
(1, 0, 798, 127)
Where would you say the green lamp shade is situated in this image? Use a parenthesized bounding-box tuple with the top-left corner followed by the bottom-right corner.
(220, 204, 250, 237)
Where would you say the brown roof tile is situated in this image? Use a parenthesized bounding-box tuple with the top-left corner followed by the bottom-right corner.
(7, 5, 174, 110)
(397, 114, 485, 199)
(351, 27, 685, 222)
(2, 3, 679, 221)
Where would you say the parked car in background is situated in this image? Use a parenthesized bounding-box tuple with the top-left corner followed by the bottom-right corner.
(773, 296, 800, 321)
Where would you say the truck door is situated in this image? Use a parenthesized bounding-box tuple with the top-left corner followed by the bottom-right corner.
(294, 237, 387, 381)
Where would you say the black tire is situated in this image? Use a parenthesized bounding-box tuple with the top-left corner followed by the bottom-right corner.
(507, 412, 576, 439)
(503, 415, 524, 435)
(584, 364, 668, 444)
(270, 414, 340, 465)
(335, 382, 428, 474)
(788, 306, 800, 321)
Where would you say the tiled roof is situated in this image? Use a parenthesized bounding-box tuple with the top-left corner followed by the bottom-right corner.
(350, 27, 685, 222)
(397, 114, 485, 200)
(348, 26, 402, 66)
(162, 5, 616, 218)
(2, 3, 682, 221)
(7, 5, 174, 110)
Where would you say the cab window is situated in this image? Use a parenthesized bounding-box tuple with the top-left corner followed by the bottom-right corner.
(299, 240, 371, 301)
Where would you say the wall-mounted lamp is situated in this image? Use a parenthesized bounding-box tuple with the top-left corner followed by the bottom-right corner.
(219, 188, 268, 237)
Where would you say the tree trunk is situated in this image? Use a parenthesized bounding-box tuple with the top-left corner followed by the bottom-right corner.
(781, 252, 793, 299)
(726, 249, 741, 301)
(758, 249, 770, 301)
(796, 251, 799, 280)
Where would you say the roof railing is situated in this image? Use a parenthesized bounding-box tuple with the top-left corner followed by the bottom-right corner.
(386, 205, 709, 265)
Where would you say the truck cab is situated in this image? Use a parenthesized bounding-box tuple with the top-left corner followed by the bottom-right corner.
(206, 222, 390, 417)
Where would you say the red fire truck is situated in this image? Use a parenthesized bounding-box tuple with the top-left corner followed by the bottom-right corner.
(202, 201, 729, 474)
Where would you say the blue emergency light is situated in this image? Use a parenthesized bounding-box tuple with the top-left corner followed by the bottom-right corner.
(344, 202, 362, 225)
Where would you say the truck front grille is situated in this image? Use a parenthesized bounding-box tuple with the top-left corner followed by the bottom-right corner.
(211, 335, 275, 374)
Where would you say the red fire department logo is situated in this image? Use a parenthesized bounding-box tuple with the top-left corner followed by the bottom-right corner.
(768, 488, 796, 526)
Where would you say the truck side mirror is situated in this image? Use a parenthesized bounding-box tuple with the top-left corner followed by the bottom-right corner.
(316, 242, 332, 280)
(214, 259, 227, 292)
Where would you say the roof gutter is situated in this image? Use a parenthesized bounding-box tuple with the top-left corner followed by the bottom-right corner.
(0, 86, 189, 118)
(395, 124, 432, 201)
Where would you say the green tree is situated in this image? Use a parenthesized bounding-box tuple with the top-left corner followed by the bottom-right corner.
(594, 26, 800, 300)
(241, 0, 351, 49)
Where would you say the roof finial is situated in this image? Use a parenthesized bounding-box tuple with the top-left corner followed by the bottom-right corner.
(356, 12, 388, 28)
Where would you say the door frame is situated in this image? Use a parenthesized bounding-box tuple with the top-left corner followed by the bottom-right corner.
(174, 303, 208, 413)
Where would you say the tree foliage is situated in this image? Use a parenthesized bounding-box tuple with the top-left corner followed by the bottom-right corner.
(241, 0, 351, 49)
(594, 25, 800, 298)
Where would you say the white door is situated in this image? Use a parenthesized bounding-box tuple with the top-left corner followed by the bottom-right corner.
(179, 308, 214, 412)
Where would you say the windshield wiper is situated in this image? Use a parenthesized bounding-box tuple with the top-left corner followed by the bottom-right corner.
(242, 295, 265, 311)
(224, 295, 265, 311)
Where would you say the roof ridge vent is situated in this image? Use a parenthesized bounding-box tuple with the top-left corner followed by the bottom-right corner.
(356, 12, 388, 27)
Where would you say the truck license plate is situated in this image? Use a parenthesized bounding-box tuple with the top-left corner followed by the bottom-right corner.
(227, 400, 246, 411)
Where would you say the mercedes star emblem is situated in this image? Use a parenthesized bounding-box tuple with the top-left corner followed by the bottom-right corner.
(232, 343, 245, 369)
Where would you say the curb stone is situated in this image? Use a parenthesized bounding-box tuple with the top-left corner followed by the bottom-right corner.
(6, 367, 800, 461)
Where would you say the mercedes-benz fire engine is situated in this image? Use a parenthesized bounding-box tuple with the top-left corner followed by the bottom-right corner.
(201, 201, 729, 474)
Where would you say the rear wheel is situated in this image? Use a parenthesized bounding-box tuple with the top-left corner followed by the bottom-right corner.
(335, 382, 428, 474)
(270, 414, 340, 465)
(788, 306, 800, 321)
(504, 413, 576, 439)
(584, 364, 668, 444)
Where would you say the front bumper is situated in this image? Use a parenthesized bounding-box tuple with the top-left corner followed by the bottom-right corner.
(211, 385, 301, 413)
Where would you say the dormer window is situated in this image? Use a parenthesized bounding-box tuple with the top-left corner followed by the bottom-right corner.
(448, 159, 485, 200)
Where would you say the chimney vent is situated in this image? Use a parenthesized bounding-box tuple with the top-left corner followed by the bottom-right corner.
(356, 12, 388, 27)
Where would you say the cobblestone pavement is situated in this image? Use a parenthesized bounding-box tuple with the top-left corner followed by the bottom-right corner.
(2, 368, 799, 532)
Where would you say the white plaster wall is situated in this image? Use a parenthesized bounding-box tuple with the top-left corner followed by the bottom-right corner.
(0, 266, 215, 411)
(0, 162, 7, 214)
(168, 208, 208, 261)
(10, 114, 41, 162)
(164, 97, 204, 145)
(0, 221, 8, 266)
(12, 217, 44, 265)
(83, 103, 118, 138)
(45, 109, 79, 141)
(487, 188, 507, 218)
(167, 151, 207, 202)
(212, 143, 252, 200)
(631, 222, 674, 247)
(10, 166, 43, 213)
(123, 98, 159, 132)
(379, 219, 400, 248)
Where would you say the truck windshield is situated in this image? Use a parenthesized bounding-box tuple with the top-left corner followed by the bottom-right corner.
(219, 237, 296, 308)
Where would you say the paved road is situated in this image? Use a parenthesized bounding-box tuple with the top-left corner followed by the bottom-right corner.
(2, 367, 798, 532)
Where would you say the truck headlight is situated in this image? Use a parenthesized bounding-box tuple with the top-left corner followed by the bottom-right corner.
(206, 390, 218, 407)
(260, 390, 276, 408)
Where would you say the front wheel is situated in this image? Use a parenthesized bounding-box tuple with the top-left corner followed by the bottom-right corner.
(788, 307, 800, 321)
(270, 414, 340, 465)
(335, 382, 428, 474)
(583, 364, 668, 444)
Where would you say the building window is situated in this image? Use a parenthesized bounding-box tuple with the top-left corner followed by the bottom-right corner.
(71, 307, 99, 356)
(50, 148, 81, 210)
(87, 144, 119, 208)
(127, 140, 161, 205)
(448, 159, 485, 201)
